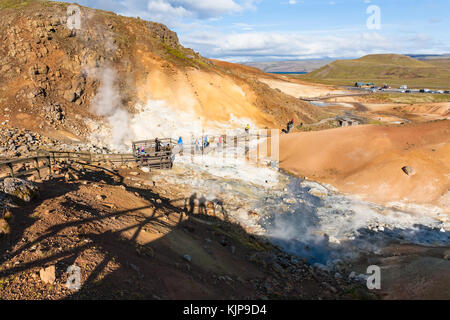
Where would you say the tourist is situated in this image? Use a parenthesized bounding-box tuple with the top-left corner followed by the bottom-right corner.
(178, 136, 183, 152)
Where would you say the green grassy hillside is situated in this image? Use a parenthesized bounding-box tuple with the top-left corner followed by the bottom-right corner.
(300, 54, 450, 89)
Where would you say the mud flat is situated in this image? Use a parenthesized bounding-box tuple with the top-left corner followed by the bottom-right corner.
(152, 144, 450, 299)
(258, 78, 349, 99)
(279, 120, 450, 212)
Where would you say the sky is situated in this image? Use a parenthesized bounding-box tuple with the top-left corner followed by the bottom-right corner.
(59, 0, 450, 62)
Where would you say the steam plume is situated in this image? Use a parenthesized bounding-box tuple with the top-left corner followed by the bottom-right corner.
(88, 66, 132, 151)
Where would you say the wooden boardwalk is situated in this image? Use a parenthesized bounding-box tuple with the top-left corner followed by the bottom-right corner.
(0, 147, 174, 181)
(0, 133, 275, 181)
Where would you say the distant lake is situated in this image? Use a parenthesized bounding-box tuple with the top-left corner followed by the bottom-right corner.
(268, 72, 307, 75)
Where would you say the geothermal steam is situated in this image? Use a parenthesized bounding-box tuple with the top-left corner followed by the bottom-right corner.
(86, 66, 258, 151)
(88, 67, 132, 151)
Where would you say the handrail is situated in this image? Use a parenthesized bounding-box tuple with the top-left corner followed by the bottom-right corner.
(0, 144, 176, 180)
(0, 133, 261, 180)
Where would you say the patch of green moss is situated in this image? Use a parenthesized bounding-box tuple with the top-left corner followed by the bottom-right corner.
(164, 43, 188, 61)
(162, 43, 210, 70)
(3, 211, 12, 222)
(214, 225, 271, 252)
(193, 57, 210, 69)
(296, 126, 312, 131)
(368, 119, 385, 125)
(0, 0, 35, 9)
(327, 120, 339, 127)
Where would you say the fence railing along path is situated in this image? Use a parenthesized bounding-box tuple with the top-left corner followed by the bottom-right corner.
(0, 133, 274, 181)
(0, 148, 173, 181)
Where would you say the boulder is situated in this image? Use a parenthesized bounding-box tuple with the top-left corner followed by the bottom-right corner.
(444, 250, 450, 260)
(96, 194, 107, 201)
(0, 178, 39, 202)
(0, 217, 10, 236)
(401, 166, 416, 176)
(63, 90, 77, 102)
(39, 265, 56, 284)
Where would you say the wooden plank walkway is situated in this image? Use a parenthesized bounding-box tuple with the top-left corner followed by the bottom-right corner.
(0, 133, 274, 181)
(0, 148, 174, 181)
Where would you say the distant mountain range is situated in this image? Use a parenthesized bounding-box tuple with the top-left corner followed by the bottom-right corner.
(244, 59, 333, 73)
(300, 54, 450, 89)
(244, 54, 450, 74)
(407, 54, 450, 60)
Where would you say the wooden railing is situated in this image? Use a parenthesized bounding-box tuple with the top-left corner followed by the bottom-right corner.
(0, 154, 53, 180)
(0, 149, 174, 181)
(0, 134, 271, 180)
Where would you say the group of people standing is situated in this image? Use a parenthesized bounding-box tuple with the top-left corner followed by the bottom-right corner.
(136, 138, 163, 157)
(175, 135, 226, 154)
(174, 123, 252, 153)
(146, 118, 295, 158)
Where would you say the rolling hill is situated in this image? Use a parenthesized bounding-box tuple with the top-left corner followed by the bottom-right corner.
(244, 59, 332, 73)
(301, 54, 450, 88)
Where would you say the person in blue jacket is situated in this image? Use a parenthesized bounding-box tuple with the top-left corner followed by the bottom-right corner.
(178, 136, 183, 152)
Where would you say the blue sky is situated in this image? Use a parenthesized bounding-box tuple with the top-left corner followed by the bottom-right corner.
(60, 0, 450, 62)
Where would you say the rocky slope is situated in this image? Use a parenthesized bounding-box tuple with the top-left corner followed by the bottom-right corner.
(0, 0, 323, 151)
(0, 163, 374, 300)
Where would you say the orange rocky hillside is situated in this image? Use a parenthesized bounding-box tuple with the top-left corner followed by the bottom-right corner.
(279, 120, 450, 210)
(0, 0, 323, 139)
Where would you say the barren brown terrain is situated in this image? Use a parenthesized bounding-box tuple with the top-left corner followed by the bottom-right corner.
(279, 120, 450, 210)
(258, 77, 349, 99)
(0, 162, 372, 300)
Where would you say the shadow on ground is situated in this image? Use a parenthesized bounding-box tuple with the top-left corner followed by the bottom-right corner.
(0, 163, 300, 300)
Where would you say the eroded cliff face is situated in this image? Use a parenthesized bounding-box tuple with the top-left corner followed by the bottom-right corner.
(0, 0, 323, 144)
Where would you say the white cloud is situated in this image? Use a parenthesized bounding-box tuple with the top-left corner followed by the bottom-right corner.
(287, 0, 305, 4)
(147, 0, 190, 18)
(175, 0, 243, 17)
(70, 0, 254, 20)
(182, 30, 448, 62)
(428, 18, 441, 24)
(233, 23, 254, 31)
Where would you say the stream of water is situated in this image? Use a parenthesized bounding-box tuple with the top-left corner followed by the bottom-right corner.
(152, 143, 450, 267)
(88, 95, 449, 267)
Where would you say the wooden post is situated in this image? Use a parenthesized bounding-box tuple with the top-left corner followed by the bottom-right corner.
(223, 134, 227, 160)
(34, 157, 41, 180)
(47, 155, 52, 177)
(201, 136, 204, 156)
(8, 163, 14, 178)
(234, 136, 238, 160)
